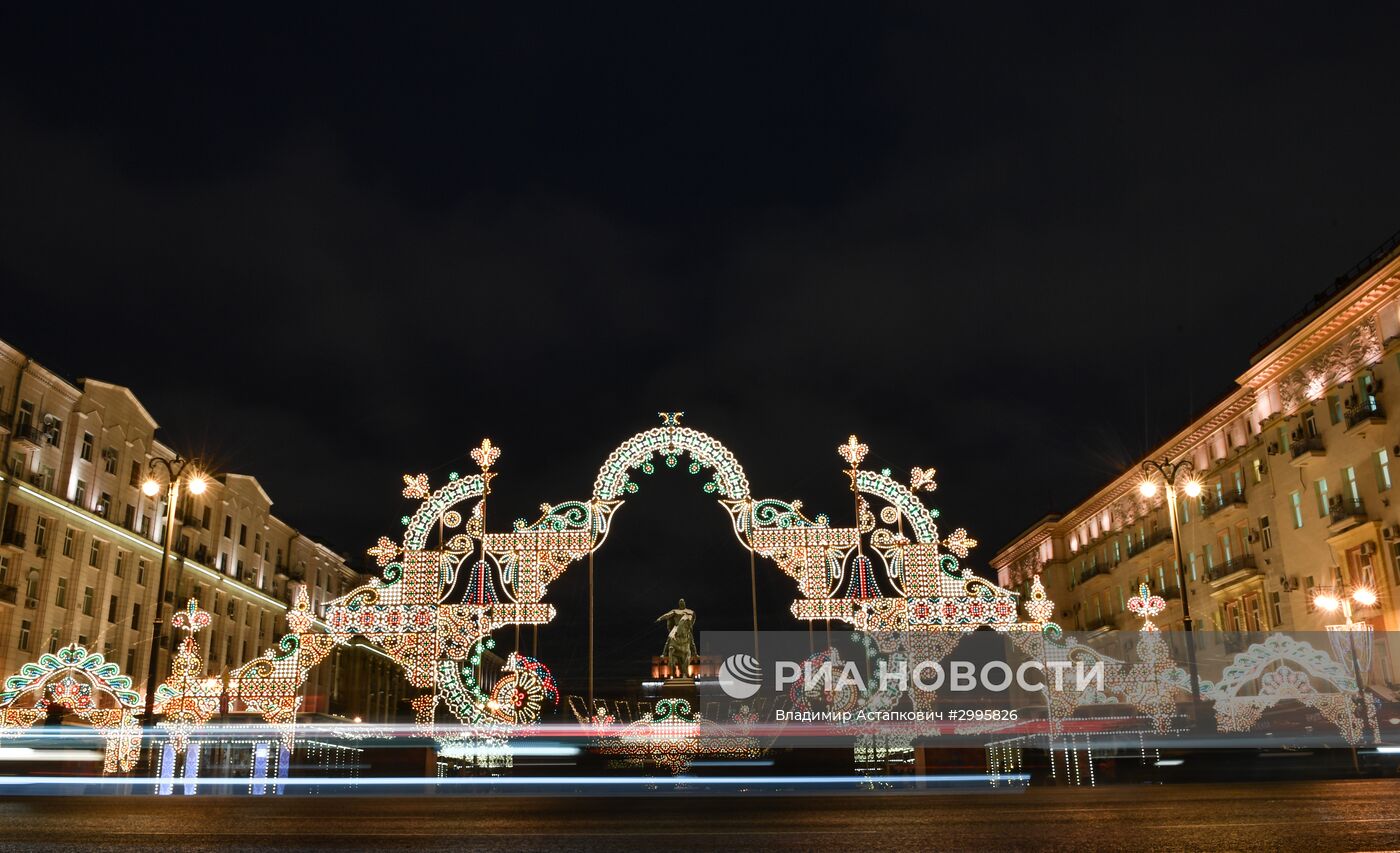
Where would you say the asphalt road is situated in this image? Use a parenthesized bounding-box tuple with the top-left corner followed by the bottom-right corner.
(1, 779, 1398, 852)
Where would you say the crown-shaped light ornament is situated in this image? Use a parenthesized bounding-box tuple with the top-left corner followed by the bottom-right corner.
(838, 434, 869, 468)
(169, 599, 212, 634)
(471, 438, 501, 471)
(402, 473, 431, 500)
(1127, 582, 1166, 631)
(910, 466, 937, 492)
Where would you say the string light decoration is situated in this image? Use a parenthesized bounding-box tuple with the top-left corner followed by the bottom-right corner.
(1126, 583, 1167, 631)
(322, 416, 1043, 728)
(0, 644, 142, 773)
(228, 586, 341, 748)
(593, 698, 760, 774)
(154, 599, 223, 755)
(1197, 634, 1365, 743)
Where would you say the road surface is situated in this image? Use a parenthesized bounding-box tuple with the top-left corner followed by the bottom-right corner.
(1, 779, 1398, 851)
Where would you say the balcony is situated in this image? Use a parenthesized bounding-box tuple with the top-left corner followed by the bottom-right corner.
(12, 425, 43, 449)
(0, 585, 15, 604)
(1076, 564, 1112, 585)
(1205, 555, 1259, 585)
(1289, 435, 1326, 466)
(1202, 489, 1247, 519)
(1126, 528, 1173, 557)
(0, 529, 24, 550)
(1328, 496, 1367, 533)
(1345, 399, 1385, 433)
(1082, 616, 1114, 633)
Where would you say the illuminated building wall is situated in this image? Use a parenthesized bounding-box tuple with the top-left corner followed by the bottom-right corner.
(0, 339, 403, 720)
(993, 243, 1400, 650)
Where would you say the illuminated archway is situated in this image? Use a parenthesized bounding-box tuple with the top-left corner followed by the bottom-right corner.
(0, 644, 143, 773)
(324, 414, 1036, 725)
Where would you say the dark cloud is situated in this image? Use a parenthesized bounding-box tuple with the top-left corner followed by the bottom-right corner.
(3, 4, 1400, 686)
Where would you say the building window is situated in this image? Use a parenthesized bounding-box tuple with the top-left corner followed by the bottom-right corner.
(55, 577, 68, 608)
(1252, 458, 1265, 484)
(1260, 516, 1273, 550)
(137, 560, 146, 585)
(61, 528, 75, 557)
(97, 492, 112, 518)
(1343, 466, 1360, 504)
(123, 505, 135, 530)
(74, 480, 88, 507)
(239, 524, 247, 547)
(108, 595, 119, 622)
(125, 648, 136, 675)
(24, 573, 38, 608)
(1188, 552, 1198, 582)
(102, 450, 117, 475)
(80, 432, 94, 462)
(1327, 396, 1342, 425)
(1303, 409, 1319, 437)
(1178, 497, 1191, 524)
(88, 539, 102, 568)
(131, 603, 141, 630)
(34, 517, 47, 550)
(202, 507, 211, 529)
(1377, 449, 1392, 492)
(223, 516, 232, 538)
(129, 460, 141, 487)
(47, 629, 59, 653)
(1290, 491, 1304, 528)
(1314, 478, 1330, 517)
(18, 621, 30, 651)
(82, 586, 94, 616)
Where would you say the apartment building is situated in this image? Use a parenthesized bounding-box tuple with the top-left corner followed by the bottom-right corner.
(993, 238, 1400, 651)
(0, 338, 404, 720)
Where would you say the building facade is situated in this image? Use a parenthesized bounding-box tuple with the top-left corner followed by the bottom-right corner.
(0, 337, 404, 721)
(992, 242, 1400, 655)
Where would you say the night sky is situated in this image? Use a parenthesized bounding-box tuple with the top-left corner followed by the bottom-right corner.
(4, 6, 1400, 688)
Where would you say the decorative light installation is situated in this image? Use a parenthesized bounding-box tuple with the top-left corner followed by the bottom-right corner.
(0, 644, 142, 773)
(1127, 583, 1166, 631)
(154, 599, 223, 754)
(593, 698, 760, 774)
(228, 586, 340, 747)
(319, 415, 1044, 727)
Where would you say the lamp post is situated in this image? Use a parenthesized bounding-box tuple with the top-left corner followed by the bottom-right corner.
(1138, 456, 1208, 732)
(1314, 585, 1378, 744)
(137, 455, 208, 773)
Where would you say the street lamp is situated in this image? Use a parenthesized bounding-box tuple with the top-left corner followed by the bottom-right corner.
(138, 455, 208, 773)
(1314, 584, 1378, 744)
(1139, 456, 1208, 732)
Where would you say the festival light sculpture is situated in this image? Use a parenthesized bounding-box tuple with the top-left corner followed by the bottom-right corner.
(0, 644, 142, 773)
(323, 415, 1035, 726)
(154, 599, 222, 755)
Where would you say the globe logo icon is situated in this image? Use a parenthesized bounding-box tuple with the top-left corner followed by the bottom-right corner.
(717, 653, 763, 699)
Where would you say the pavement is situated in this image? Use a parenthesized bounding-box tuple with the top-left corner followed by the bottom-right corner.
(1, 779, 1399, 851)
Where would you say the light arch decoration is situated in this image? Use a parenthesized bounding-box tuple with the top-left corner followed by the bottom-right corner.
(0, 644, 143, 773)
(1196, 633, 1365, 743)
(324, 414, 1038, 726)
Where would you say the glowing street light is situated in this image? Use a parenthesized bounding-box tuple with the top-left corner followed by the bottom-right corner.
(1139, 455, 1208, 730)
(138, 455, 210, 772)
(1315, 583, 1380, 744)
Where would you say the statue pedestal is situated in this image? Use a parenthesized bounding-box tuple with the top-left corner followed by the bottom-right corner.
(659, 678, 697, 704)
